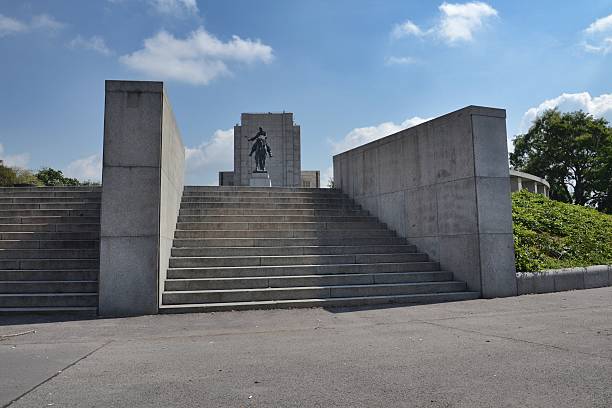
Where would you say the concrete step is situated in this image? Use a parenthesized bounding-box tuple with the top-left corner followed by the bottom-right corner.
(169, 253, 428, 268)
(172, 237, 408, 248)
(174, 229, 396, 239)
(177, 215, 375, 223)
(0, 216, 99, 224)
(180, 202, 361, 210)
(0, 223, 100, 232)
(0, 203, 101, 210)
(183, 186, 336, 193)
(165, 271, 453, 291)
(0, 197, 101, 204)
(0, 240, 99, 249)
(0, 293, 97, 307)
(167, 261, 441, 279)
(0, 191, 101, 198)
(0, 209, 100, 217)
(0, 232, 100, 240)
(175, 221, 385, 231)
(0, 280, 98, 293)
(160, 291, 480, 313)
(0, 249, 99, 259)
(171, 244, 417, 257)
(0, 187, 101, 193)
(0, 306, 97, 315)
(0, 269, 98, 281)
(0, 258, 99, 270)
(179, 208, 369, 216)
(163, 281, 467, 304)
(181, 196, 355, 204)
(183, 191, 344, 198)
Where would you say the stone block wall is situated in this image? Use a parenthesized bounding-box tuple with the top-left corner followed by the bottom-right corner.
(333, 106, 517, 298)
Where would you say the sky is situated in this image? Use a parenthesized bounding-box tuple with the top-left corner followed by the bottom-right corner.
(0, 0, 611, 185)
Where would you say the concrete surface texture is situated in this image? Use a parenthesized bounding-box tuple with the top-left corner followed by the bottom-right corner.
(234, 113, 301, 187)
(248, 172, 272, 187)
(99, 80, 185, 316)
(517, 265, 612, 295)
(333, 106, 517, 298)
(1, 287, 610, 407)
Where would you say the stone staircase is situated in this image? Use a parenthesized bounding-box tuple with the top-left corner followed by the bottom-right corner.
(160, 186, 479, 313)
(0, 187, 101, 315)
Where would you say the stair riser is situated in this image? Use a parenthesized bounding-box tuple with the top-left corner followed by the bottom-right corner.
(165, 272, 454, 290)
(0, 203, 101, 210)
(0, 240, 99, 249)
(163, 282, 467, 304)
(180, 202, 360, 210)
(160, 292, 480, 313)
(0, 197, 101, 204)
(0, 224, 100, 232)
(180, 208, 369, 216)
(0, 232, 100, 240)
(0, 295, 97, 307)
(0, 259, 99, 270)
(176, 222, 384, 231)
(167, 262, 441, 279)
(0, 216, 100, 224)
(171, 245, 416, 257)
(0, 187, 100, 192)
(0, 270, 98, 281)
(169, 253, 427, 268)
(0, 281, 98, 293)
(181, 197, 354, 204)
(0, 210, 100, 217)
(183, 191, 341, 197)
(178, 215, 374, 223)
(0, 192, 101, 198)
(174, 230, 395, 239)
(172, 237, 407, 248)
(0, 249, 99, 259)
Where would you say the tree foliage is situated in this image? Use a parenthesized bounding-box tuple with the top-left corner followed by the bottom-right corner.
(510, 109, 612, 213)
(35, 167, 80, 186)
(513, 190, 612, 272)
(0, 164, 17, 186)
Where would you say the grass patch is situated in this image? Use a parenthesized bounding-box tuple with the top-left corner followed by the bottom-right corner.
(512, 190, 612, 272)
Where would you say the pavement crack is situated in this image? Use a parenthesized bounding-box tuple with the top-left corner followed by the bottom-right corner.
(2, 341, 112, 408)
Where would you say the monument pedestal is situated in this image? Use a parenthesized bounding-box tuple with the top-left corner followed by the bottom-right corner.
(249, 172, 272, 187)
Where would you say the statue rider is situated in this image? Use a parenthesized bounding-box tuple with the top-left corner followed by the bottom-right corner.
(248, 127, 272, 171)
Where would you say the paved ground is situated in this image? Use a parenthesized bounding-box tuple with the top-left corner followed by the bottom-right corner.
(1, 288, 611, 408)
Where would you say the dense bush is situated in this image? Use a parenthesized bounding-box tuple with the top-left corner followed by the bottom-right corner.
(513, 190, 612, 272)
(35, 167, 80, 186)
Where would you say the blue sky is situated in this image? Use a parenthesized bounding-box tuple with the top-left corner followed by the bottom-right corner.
(0, 0, 611, 185)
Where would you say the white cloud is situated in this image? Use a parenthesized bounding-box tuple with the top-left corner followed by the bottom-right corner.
(331, 116, 431, 154)
(392, 2, 497, 45)
(0, 144, 30, 168)
(437, 2, 498, 43)
(0, 13, 64, 37)
(585, 14, 612, 34)
(120, 27, 274, 85)
(149, 0, 199, 17)
(185, 128, 234, 185)
(69, 35, 113, 56)
(519, 92, 612, 133)
(392, 20, 425, 38)
(385, 56, 419, 65)
(0, 14, 28, 37)
(64, 154, 102, 182)
(321, 166, 334, 188)
(583, 14, 612, 55)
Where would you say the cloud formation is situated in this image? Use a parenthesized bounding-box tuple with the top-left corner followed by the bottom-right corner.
(0, 144, 30, 168)
(330, 116, 431, 154)
(64, 154, 103, 182)
(120, 27, 274, 85)
(149, 0, 199, 17)
(0, 13, 64, 37)
(385, 56, 419, 65)
(392, 2, 498, 44)
(185, 128, 234, 185)
(519, 92, 612, 132)
(69, 35, 113, 56)
(583, 13, 612, 55)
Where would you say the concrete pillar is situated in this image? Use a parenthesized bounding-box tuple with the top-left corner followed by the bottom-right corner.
(99, 80, 185, 316)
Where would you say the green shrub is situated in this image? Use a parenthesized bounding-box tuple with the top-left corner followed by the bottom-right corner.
(14, 168, 43, 186)
(512, 190, 612, 271)
(36, 167, 80, 186)
(0, 164, 17, 186)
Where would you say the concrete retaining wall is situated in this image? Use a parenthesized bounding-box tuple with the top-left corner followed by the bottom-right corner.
(99, 80, 185, 316)
(333, 106, 517, 298)
(517, 265, 612, 295)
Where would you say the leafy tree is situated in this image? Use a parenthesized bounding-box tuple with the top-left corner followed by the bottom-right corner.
(0, 163, 17, 186)
(510, 109, 612, 214)
(14, 168, 42, 186)
(36, 167, 80, 186)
